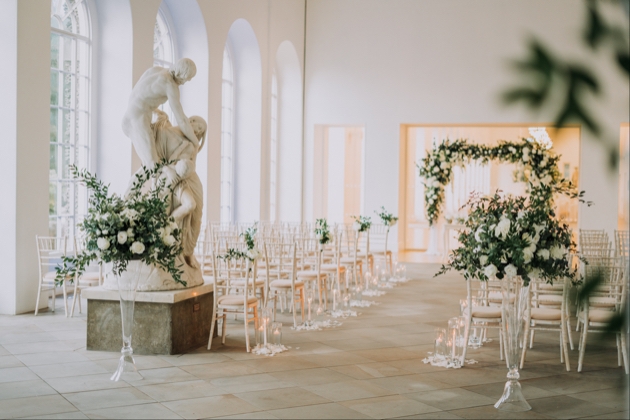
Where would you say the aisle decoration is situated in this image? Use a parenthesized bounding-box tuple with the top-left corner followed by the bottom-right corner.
(375, 207, 398, 227)
(351, 215, 372, 232)
(314, 218, 331, 245)
(241, 224, 260, 260)
(417, 138, 585, 225)
(54, 162, 184, 382)
(436, 192, 580, 412)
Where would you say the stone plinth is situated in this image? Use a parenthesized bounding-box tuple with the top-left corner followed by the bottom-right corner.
(82, 281, 213, 355)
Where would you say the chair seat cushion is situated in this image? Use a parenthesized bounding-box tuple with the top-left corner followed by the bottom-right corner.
(79, 272, 101, 280)
(320, 264, 346, 272)
(229, 278, 265, 286)
(579, 309, 617, 323)
(531, 307, 562, 321)
(537, 294, 563, 304)
(466, 306, 502, 318)
(297, 270, 327, 279)
(538, 283, 564, 291)
(589, 297, 616, 307)
(218, 295, 258, 306)
(340, 257, 363, 264)
(270, 280, 304, 288)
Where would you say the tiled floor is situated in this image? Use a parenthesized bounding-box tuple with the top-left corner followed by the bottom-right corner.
(1, 264, 628, 419)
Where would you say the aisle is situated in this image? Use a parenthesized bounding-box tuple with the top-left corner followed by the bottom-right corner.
(0, 264, 627, 419)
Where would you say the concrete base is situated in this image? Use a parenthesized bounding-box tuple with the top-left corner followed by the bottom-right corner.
(82, 281, 214, 355)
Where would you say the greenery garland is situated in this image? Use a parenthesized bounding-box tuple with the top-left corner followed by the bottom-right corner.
(417, 138, 586, 225)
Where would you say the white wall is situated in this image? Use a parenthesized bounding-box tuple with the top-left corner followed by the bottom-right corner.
(303, 0, 629, 245)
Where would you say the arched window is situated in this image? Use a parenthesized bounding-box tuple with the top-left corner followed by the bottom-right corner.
(269, 71, 279, 221)
(220, 45, 235, 223)
(49, 0, 92, 237)
(153, 5, 175, 68)
(154, 4, 176, 117)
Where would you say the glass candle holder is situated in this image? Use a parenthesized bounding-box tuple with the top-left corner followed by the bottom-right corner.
(448, 317, 463, 364)
(256, 324, 266, 347)
(271, 322, 282, 345)
(434, 328, 447, 360)
(364, 272, 372, 291)
(459, 298, 468, 316)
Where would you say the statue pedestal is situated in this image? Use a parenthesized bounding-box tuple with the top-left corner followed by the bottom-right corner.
(82, 280, 214, 355)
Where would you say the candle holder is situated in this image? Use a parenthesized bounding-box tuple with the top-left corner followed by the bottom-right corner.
(434, 328, 447, 360)
(332, 288, 340, 312)
(448, 317, 463, 366)
(364, 271, 372, 291)
(271, 322, 282, 345)
(305, 283, 314, 326)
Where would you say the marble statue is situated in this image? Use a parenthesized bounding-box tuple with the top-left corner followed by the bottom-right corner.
(105, 59, 206, 291)
(122, 58, 198, 168)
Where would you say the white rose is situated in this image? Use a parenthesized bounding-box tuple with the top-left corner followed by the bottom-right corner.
(523, 244, 536, 263)
(484, 264, 498, 279)
(541, 175, 552, 185)
(433, 180, 440, 187)
(537, 249, 550, 260)
(163, 235, 176, 246)
(534, 224, 545, 235)
(97, 237, 110, 250)
(102, 230, 109, 235)
(389, 219, 397, 227)
(479, 255, 488, 265)
(432, 166, 439, 173)
(504, 264, 518, 278)
(494, 216, 511, 240)
(522, 154, 530, 162)
(117, 231, 128, 244)
(353, 222, 361, 231)
(247, 248, 260, 260)
(474, 227, 484, 242)
(169, 221, 178, 231)
(127, 228, 134, 237)
(529, 268, 541, 279)
(130, 241, 145, 254)
(550, 245, 566, 259)
(440, 162, 448, 170)
(517, 210, 525, 219)
(523, 147, 530, 155)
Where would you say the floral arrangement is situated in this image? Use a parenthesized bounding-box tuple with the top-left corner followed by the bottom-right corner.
(314, 218, 331, 245)
(55, 162, 184, 286)
(375, 206, 398, 227)
(436, 192, 580, 286)
(221, 248, 251, 262)
(241, 224, 260, 260)
(417, 138, 585, 225)
(352, 215, 372, 232)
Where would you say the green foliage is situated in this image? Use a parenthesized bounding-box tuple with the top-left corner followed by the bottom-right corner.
(417, 138, 588, 225)
(436, 192, 581, 287)
(314, 218, 331, 245)
(351, 215, 372, 233)
(503, 0, 629, 168)
(375, 206, 398, 227)
(241, 224, 257, 251)
(55, 161, 185, 286)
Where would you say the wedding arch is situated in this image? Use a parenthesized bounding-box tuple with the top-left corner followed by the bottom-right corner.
(417, 138, 582, 225)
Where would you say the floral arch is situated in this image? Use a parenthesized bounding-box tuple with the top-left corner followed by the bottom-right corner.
(417, 138, 583, 225)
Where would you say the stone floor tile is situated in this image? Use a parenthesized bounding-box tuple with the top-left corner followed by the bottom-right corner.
(94, 355, 173, 371)
(0, 355, 24, 369)
(240, 356, 321, 373)
(280, 341, 341, 355)
(0, 345, 9, 356)
(528, 395, 619, 419)
(393, 412, 464, 419)
(3, 341, 74, 355)
(294, 351, 374, 367)
(0, 366, 40, 383)
(463, 382, 560, 401)
(63, 387, 155, 410)
(211, 412, 279, 419)
(325, 337, 393, 351)
(413, 366, 513, 387)
(349, 347, 420, 363)
(20, 412, 89, 419)
(0, 394, 78, 419)
(162, 394, 261, 419)
(181, 361, 264, 380)
(30, 361, 109, 379)
(16, 350, 91, 366)
(406, 387, 497, 411)
(339, 395, 441, 419)
(386, 358, 455, 374)
(0, 379, 57, 400)
(234, 386, 330, 410)
(365, 373, 453, 394)
(448, 404, 553, 419)
(267, 402, 368, 419)
(82, 402, 183, 419)
(158, 352, 231, 367)
(269, 367, 354, 386)
(44, 373, 130, 393)
(123, 367, 199, 386)
(303, 379, 395, 402)
(0, 332, 59, 345)
(138, 379, 228, 402)
(579, 411, 630, 419)
(330, 362, 414, 379)
(520, 373, 620, 395)
(210, 373, 294, 393)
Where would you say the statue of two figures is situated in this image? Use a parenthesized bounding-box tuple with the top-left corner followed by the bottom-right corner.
(104, 58, 205, 291)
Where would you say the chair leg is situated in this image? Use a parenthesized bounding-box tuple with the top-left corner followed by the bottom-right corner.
(208, 306, 217, 350)
(520, 322, 530, 369)
(299, 288, 305, 322)
(617, 334, 622, 367)
(561, 323, 571, 371)
(529, 329, 535, 349)
(460, 317, 472, 366)
(244, 308, 250, 353)
(566, 319, 575, 350)
(578, 323, 589, 372)
(291, 291, 297, 328)
(63, 284, 69, 317)
(70, 282, 79, 318)
(34, 286, 42, 316)
(620, 330, 629, 375)
(222, 312, 227, 344)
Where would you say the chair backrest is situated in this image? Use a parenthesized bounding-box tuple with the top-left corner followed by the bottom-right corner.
(211, 244, 256, 304)
(369, 223, 390, 255)
(529, 277, 570, 312)
(615, 230, 629, 258)
(36, 235, 67, 282)
(579, 229, 612, 257)
(263, 241, 297, 283)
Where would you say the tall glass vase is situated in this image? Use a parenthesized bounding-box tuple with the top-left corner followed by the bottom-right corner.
(110, 260, 145, 382)
(494, 276, 530, 412)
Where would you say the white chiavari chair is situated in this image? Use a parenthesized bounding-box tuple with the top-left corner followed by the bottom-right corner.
(615, 230, 629, 259)
(35, 235, 72, 316)
(296, 237, 328, 310)
(265, 241, 303, 327)
(576, 256, 628, 373)
(520, 277, 572, 371)
(207, 250, 259, 352)
(68, 236, 102, 317)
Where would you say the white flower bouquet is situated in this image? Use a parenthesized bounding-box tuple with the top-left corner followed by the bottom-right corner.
(352, 215, 372, 232)
(314, 218, 331, 245)
(375, 206, 398, 227)
(55, 162, 185, 286)
(436, 192, 580, 286)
